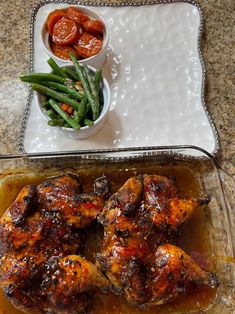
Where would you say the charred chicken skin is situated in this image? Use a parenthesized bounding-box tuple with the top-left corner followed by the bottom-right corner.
(0, 174, 110, 314)
(97, 175, 218, 306)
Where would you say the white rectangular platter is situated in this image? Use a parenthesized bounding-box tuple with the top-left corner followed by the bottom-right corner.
(21, 1, 218, 155)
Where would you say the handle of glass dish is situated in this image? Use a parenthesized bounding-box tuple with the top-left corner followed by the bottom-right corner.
(218, 168, 235, 245)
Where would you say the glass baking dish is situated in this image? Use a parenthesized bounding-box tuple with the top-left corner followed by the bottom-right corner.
(0, 145, 234, 314)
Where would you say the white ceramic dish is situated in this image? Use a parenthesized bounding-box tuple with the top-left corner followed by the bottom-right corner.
(35, 65, 111, 139)
(41, 5, 109, 68)
(21, 2, 218, 155)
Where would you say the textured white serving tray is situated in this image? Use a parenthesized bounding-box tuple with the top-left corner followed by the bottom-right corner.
(21, 1, 217, 155)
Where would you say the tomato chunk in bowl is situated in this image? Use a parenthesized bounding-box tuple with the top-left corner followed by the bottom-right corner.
(41, 5, 109, 68)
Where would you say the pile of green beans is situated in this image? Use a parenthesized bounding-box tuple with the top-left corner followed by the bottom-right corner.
(20, 57, 103, 129)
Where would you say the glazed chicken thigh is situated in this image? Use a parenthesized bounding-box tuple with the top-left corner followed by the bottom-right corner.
(0, 174, 110, 314)
(37, 174, 107, 228)
(97, 176, 150, 303)
(143, 175, 211, 230)
(147, 243, 219, 305)
(97, 175, 218, 306)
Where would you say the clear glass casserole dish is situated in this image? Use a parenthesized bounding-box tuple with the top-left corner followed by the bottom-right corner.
(0, 145, 234, 314)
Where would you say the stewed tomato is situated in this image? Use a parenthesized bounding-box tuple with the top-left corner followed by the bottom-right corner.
(51, 44, 78, 60)
(66, 7, 90, 24)
(46, 6, 104, 60)
(83, 20, 104, 35)
(46, 9, 67, 35)
(52, 17, 79, 46)
(74, 32, 103, 59)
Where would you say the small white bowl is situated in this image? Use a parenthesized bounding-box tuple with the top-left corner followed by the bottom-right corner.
(35, 64, 110, 140)
(41, 6, 109, 68)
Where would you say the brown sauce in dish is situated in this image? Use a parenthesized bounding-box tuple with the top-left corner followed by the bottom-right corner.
(0, 161, 217, 314)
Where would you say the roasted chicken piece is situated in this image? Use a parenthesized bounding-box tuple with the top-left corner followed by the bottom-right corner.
(97, 176, 174, 304)
(0, 174, 111, 314)
(97, 176, 149, 303)
(97, 175, 218, 306)
(147, 243, 219, 305)
(40, 255, 109, 313)
(37, 174, 108, 228)
(143, 175, 211, 230)
(0, 185, 41, 256)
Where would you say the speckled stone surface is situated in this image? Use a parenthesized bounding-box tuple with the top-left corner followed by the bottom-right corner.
(0, 0, 234, 175)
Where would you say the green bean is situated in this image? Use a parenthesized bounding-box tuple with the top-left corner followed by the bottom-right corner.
(83, 118, 94, 127)
(20, 73, 68, 84)
(48, 119, 65, 127)
(73, 97, 88, 123)
(83, 65, 100, 113)
(42, 100, 51, 109)
(61, 67, 79, 81)
(46, 109, 58, 119)
(69, 53, 99, 121)
(32, 83, 80, 110)
(94, 69, 102, 93)
(47, 58, 68, 78)
(64, 123, 72, 128)
(69, 53, 88, 87)
(39, 81, 83, 100)
(48, 99, 80, 129)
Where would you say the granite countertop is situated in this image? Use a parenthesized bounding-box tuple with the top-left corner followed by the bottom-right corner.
(0, 0, 234, 175)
